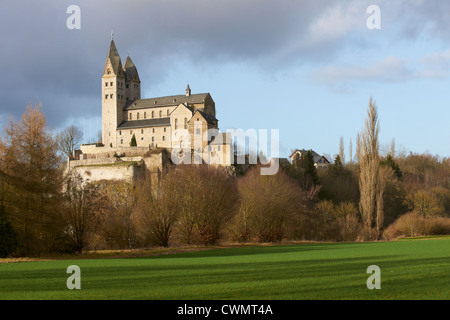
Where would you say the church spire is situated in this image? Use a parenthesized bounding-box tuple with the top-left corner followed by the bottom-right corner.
(104, 37, 123, 76)
(186, 83, 191, 96)
(123, 55, 140, 83)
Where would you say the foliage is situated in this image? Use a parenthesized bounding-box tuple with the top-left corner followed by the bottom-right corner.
(0, 205, 18, 258)
(232, 166, 307, 242)
(130, 134, 137, 147)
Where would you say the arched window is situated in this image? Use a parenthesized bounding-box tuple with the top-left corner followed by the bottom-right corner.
(152, 111, 154, 118)
(137, 112, 140, 120)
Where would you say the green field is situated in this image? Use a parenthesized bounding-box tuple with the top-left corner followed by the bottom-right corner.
(0, 238, 449, 300)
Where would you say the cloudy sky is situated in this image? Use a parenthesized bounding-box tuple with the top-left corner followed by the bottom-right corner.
(1, 0, 450, 159)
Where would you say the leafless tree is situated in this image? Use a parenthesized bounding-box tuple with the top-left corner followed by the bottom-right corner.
(339, 136, 345, 164)
(358, 98, 384, 240)
(57, 124, 83, 160)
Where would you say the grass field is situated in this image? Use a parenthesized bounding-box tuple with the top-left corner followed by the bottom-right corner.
(0, 238, 449, 300)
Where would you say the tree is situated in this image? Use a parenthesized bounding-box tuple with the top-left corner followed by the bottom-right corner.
(101, 181, 137, 249)
(133, 172, 178, 247)
(0, 205, 18, 258)
(358, 98, 384, 240)
(63, 172, 106, 253)
(157, 165, 239, 245)
(339, 136, 345, 164)
(233, 166, 306, 242)
(1, 103, 63, 255)
(130, 134, 137, 147)
(56, 125, 83, 160)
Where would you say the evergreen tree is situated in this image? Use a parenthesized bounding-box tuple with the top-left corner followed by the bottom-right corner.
(381, 154, 403, 179)
(301, 150, 319, 186)
(130, 134, 137, 147)
(0, 205, 18, 258)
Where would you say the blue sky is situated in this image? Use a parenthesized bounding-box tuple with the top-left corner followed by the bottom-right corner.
(1, 0, 449, 160)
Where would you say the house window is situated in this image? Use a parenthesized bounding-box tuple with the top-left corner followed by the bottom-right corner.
(137, 112, 140, 120)
(105, 95, 108, 99)
(130, 130, 132, 134)
(164, 128, 166, 133)
(126, 84, 129, 89)
(105, 82, 108, 87)
(167, 110, 169, 116)
(152, 128, 155, 133)
(162, 136, 165, 141)
(152, 111, 154, 118)
(110, 94, 113, 99)
(152, 137, 155, 142)
(129, 113, 132, 120)
(110, 82, 113, 86)
(141, 129, 143, 134)
(144, 112, 146, 119)
(120, 139, 123, 144)
(119, 131, 122, 135)
(159, 110, 162, 117)
(175, 118, 178, 129)
(184, 118, 188, 129)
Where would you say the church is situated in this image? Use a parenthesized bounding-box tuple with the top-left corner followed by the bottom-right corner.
(101, 38, 229, 155)
(68, 38, 233, 184)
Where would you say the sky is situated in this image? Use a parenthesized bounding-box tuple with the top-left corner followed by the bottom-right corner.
(0, 0, 449, 160)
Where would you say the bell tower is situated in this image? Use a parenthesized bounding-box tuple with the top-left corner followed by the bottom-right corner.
(102, 37, 126, 148)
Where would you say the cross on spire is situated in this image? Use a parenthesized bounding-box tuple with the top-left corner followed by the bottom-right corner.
(111, 29, 114, 41)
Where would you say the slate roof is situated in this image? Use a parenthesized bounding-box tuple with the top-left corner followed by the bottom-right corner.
(117, 117, 170, 129)
(290, 149, 329, 164)
(124, 93, 210, 110)
(105, 40, 123, 75)
(123, 56, 140, 83)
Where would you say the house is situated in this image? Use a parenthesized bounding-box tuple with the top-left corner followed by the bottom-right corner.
(289, 149, 330, 169)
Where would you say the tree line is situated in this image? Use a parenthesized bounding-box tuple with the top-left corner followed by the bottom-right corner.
(0, 101, 449, 257)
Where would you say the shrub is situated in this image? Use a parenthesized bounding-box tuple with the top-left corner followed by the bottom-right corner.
(384, 212, 425, 239)
(232, 166, 307, 243)
(0, 206, 18, 258)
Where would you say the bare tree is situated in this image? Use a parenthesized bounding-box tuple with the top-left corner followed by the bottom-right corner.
(133, 171, 179, 247)
(63, 172, 106, 253)
(358, 98, 384, 240)
(339, 136, 345, 164)
(57, 125, 83, 160)
(349, 138, 353, 164)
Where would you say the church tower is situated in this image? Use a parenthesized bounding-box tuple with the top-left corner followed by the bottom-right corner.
(102, 38, 126, 148)
(124, 55, 141, 101)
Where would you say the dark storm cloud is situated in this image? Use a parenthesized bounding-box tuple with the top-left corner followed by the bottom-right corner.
(0, 0, 448, 130)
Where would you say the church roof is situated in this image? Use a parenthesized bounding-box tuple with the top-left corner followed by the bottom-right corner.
(124, 93, 210, 110)
(194, 110, 218, 125)
(104, 40, 123, 75)
(117, 117, 170, 130)
(123, 56, 140, 83)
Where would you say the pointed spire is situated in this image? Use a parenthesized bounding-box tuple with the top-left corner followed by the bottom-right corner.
(104, 37, 123, 76)
(123, 55, 140, 83)
(186, 83, 191, 96)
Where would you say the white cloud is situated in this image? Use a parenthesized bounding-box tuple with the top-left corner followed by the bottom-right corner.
(312, 56, 414, 87)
